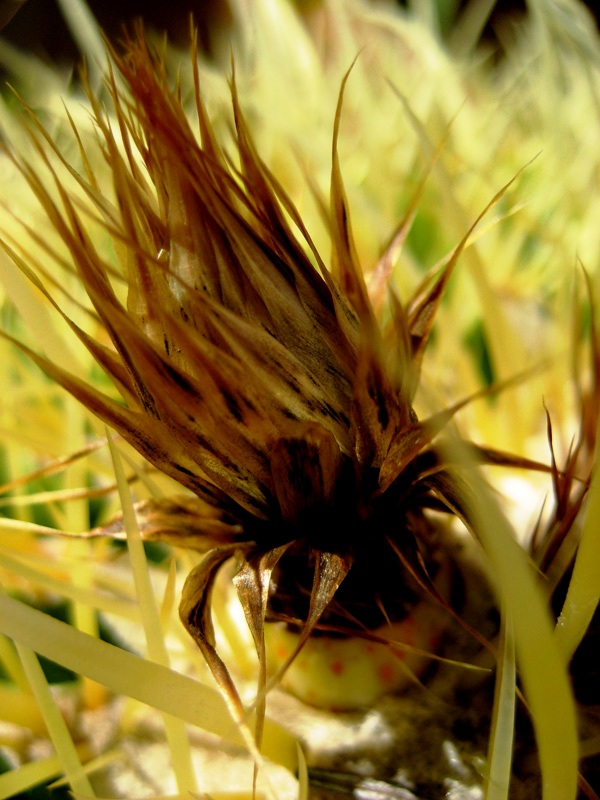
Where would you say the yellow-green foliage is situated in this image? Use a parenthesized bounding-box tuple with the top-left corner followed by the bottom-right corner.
(0, 1, 599, 799)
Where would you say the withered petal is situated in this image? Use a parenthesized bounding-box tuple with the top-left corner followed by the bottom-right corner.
(330, 63, 376, 328)
(232, 545, 292, 748)
(2, 331, 238, 509)
(90, 496, 246, 552)
(179, 546, 262, 761)
(350, 338, 409, 468)
(270, 423, 346, 523)
(266, 549, 354, 691)
(379, 372, 542, 493)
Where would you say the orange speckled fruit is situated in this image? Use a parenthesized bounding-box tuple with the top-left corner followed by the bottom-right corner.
(265, 593, 447, 710)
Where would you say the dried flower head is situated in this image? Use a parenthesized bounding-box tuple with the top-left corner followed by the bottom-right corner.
(0, 26, 566, 730)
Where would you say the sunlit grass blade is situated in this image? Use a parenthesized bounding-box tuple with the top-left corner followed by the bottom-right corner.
(54, 0, 108, 88)
(554, 419, 600, 661)
(107, 430, 198, 795)
(0, 517, 78, 537)
(296, 742, 309, 800)
(484, 609, 516, 800)
(441, 438, 578, 800)
(14, 641, 95, 797)
(0, 591, 298, 773)
(0, 683, 45, 732)
(0, 248, 83, 378)
(0, 753, 71, 800)
(0, 631, 29, 690)
(0, 438, 106, 496)
(48, 749, 124, 791)
(0, 545, 140, 620)
(448, 0, 497, 57)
